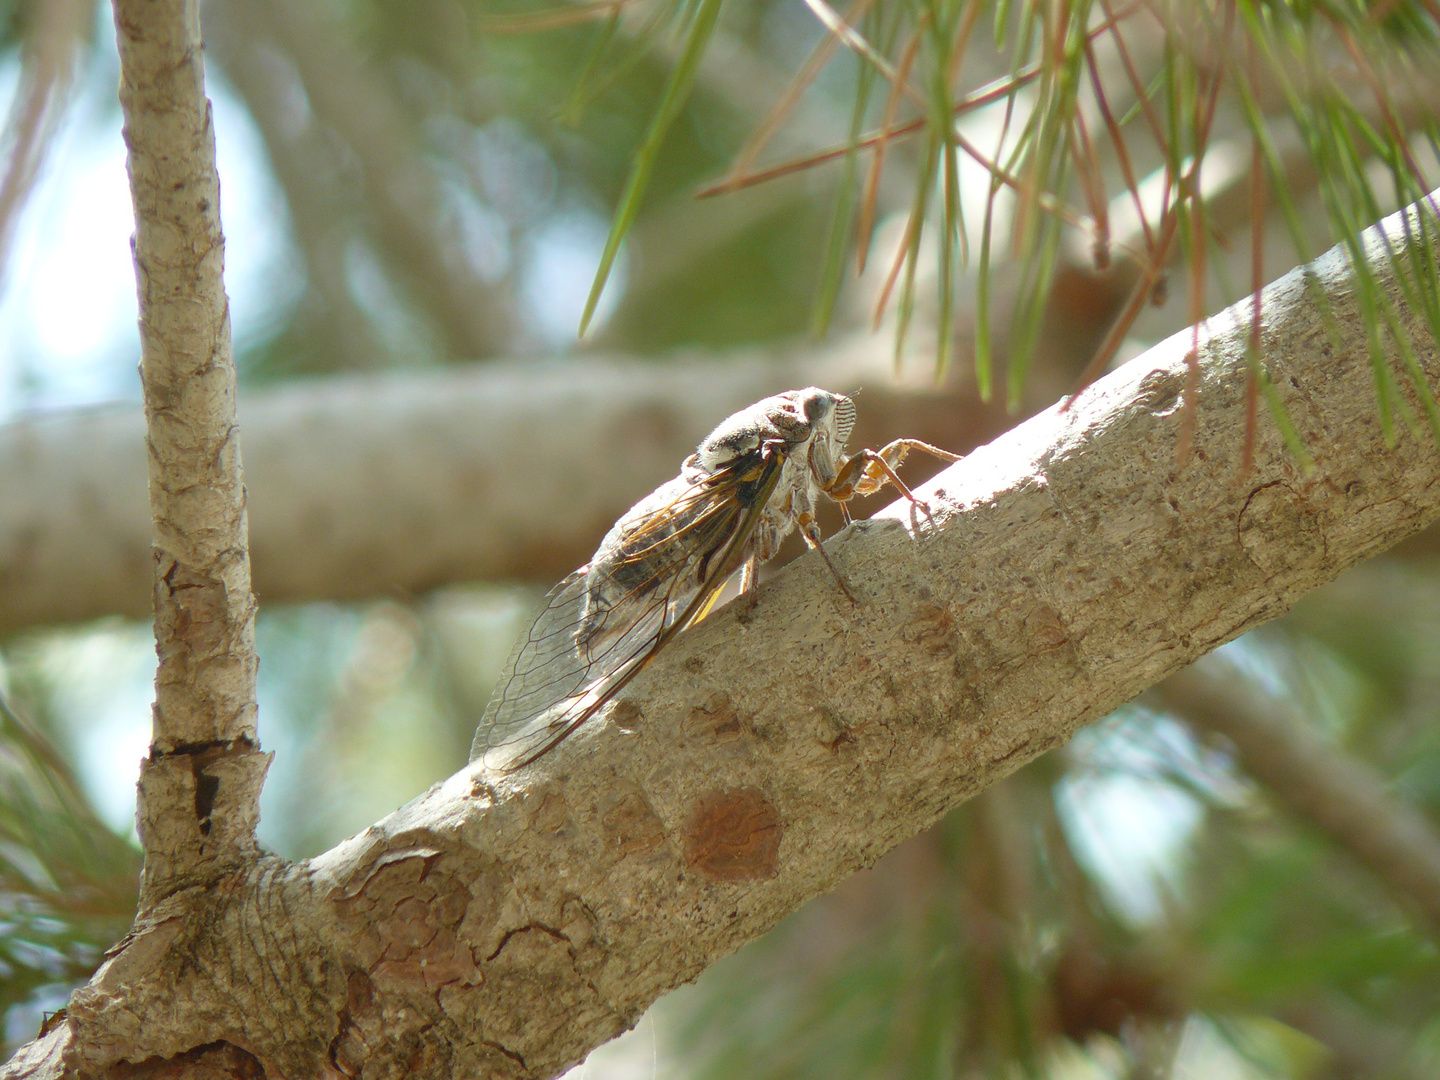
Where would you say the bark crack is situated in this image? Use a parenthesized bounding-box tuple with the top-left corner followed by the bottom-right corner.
(479, 1037, 528, 1072)
(484, 922, 571, 964)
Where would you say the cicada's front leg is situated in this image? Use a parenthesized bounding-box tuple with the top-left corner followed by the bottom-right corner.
(825, 439, 961, 517)
(744, 483, 860, 605)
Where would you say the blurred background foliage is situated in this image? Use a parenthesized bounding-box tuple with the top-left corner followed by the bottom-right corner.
(1, 0, 1440, 1076)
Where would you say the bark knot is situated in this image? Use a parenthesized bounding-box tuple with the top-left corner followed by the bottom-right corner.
(599, 788, 667, 856)
(904, 602, 958, 655)
(606, 698, 643, 732)
(681, 693, 745, 744)
(1022, 604, 1069, 651)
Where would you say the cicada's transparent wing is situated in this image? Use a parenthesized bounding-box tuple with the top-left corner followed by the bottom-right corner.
(469, 566, 678, 772)
(471, 451, 785, 772)
(468, 569, 593, 768)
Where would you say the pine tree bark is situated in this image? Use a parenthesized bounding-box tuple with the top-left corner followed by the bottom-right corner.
(111, 0, 268, 910)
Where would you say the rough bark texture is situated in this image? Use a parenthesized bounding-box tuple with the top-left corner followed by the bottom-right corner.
(7, 199, 1440, 1080)
(0, 341, 996, 636)
(114, 0, 266, 901)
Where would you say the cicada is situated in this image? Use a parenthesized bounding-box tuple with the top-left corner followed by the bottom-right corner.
(470, 387, 959, 771)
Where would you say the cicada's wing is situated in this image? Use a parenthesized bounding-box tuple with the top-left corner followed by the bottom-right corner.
(469, 563, 675, 772)
(467, 569, 592, 767)
(471, 451, 784, 772)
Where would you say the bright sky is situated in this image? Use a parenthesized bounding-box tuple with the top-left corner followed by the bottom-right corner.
(0, 33, 298, 421)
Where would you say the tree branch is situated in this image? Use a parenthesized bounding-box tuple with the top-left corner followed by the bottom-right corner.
(113, 0, 266, 902)
(9, 195, 1440, 1079)
(1152, 658, 1440, 932)
(0, 339, 1000, 636)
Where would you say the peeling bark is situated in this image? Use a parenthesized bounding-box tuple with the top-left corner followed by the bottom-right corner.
(7, 197, 1440, 1079)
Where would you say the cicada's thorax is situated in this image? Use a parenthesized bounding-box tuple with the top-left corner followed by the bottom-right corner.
(735, 387, 854, 566)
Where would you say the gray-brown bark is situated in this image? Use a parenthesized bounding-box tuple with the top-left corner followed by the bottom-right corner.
(114, 0, 266, 902)
(7, 195, 1440, 1080)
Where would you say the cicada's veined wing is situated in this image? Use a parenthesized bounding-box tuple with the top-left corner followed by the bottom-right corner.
(469, 569, 591, 763)
(470, 449, 785, 772)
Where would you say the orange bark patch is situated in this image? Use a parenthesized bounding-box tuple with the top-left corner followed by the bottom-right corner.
(355, 854, 483, 992)
(683, 788, 782, 882)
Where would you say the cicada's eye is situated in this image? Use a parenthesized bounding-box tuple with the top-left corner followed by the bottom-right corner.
(796, 388, 853, 448)
(797, 389, 831, 425)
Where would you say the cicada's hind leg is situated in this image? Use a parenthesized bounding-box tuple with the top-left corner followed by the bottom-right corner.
(801, 522, 857, 603)
(737, 555, 761, 610)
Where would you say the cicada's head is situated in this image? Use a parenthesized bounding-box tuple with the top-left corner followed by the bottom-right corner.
(694, 387, 854, 475)
(784, 386, 855, 460)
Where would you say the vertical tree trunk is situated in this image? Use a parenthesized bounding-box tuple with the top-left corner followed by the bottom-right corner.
(113, 0, 267, 914)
